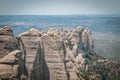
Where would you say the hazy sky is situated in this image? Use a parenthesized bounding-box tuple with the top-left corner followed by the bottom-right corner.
(0, 0, 120, 15)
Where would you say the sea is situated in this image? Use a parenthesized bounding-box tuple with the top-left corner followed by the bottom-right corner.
(0, 15, 120, 60)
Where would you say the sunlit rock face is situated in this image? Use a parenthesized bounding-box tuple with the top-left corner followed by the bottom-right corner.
(0, 50, 27, 79)
(18, 26, 94, 80)
(0, 26, 95, 80)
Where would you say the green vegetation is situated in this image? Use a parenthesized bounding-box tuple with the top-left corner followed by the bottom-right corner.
(66, 70, 70, 80)
(67, 40, 73, 50)
(78, 61, 81, 64)
(16, 36, 22, 41)
(81, 73, 89, 80)
(79, 53, 120, 80)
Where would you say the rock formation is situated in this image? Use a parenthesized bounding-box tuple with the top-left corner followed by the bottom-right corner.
(0, 26, 27, 79)
(0, 26, 19, 59)
(0, 26, 119, 80)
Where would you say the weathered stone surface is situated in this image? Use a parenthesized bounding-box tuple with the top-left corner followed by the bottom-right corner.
(0, 50, 27, 79)
(0, 27, 19, 59)
(0, 26, 119, 80)
(0, 26, 96, 80)
(40, 34, 67, 80)
(18, 26, 94, 80)
(85, 28, 94, 53)
(19, 28, 40, 37)
(0, 26, 13, 36)
(0, 26, 27, 79)
(19, 29, 40, 79)
(0, 64, 13, 79)
(0, 50, 22, 64)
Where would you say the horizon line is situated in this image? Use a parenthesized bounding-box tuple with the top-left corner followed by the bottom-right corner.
(0, 14, 120, 17)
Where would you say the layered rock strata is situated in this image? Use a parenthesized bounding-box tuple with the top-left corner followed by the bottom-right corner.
(0, 26, 94, 80)
(0, 26, 27, 79)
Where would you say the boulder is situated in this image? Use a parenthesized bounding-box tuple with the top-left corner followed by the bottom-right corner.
(0, 50, 26, 79)
(0, 50, 22, 64)
(0, 26, 13, 36)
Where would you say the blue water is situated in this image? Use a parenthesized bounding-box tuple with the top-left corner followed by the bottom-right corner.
(0, 15, 120, 36)
(0, 15, 120, 60)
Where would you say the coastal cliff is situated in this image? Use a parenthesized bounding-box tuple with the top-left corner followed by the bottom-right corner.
(0, 26, 119, 80)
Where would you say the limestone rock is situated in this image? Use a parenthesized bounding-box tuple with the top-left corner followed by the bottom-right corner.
(0, 26, 96, 80)
(19, 28, 40, 36)
(0, 26, 119, 80)
(0, 27, 19, 59)
(85, 28, 94, 53)
(0, 50, 22, 64)
(19, 30, 40, 79)
(40, 34, 67, 80)
(0, 64, 13, 79)
(0, 26, 13, 36)
(0, 50, 27, 79)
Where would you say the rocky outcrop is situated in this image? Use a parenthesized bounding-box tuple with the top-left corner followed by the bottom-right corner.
(0, 50, 27, 79)
(0, 27, 27, 79)
(0, 26, 13, 36)
(0, 26, 19, 59)
(0, 26, 94, 80)
(18, 28, 49, 80)
(19, 28, 67, 80)
(0, 26, 119, 80)
(17, 26, 94, 80)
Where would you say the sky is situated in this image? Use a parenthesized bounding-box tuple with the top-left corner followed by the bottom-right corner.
(0, 0, 120, 15)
